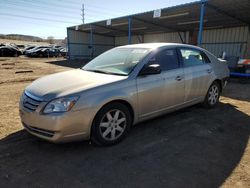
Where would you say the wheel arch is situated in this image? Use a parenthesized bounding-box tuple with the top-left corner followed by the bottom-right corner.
(213, 79, 223, 91)
(90, 99, 135, 132)
(90, 99, 135, 145)
(98, 99, 135, 124)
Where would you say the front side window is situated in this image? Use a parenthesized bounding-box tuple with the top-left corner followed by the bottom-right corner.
(180, 49, 208, 67)
(150, 49, 179, 71)
(83, 48, 150, 76)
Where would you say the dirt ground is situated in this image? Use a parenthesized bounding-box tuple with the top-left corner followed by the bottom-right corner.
(0, 57, 249, 188)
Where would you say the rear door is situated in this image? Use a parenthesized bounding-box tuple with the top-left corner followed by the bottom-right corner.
(178, 48, 213, 102)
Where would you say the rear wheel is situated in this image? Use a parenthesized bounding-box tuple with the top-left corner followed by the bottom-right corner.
(91, 102, 132, 146)
(203, 81, 221, 108)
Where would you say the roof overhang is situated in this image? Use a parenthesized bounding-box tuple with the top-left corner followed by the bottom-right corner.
(67, 0, 250, 37)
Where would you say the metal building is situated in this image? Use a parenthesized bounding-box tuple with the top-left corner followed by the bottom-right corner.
(67, 0, 250, 60)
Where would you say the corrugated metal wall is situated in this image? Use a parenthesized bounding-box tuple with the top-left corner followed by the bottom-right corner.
(67, 29, 89, 59)
(144, 32, 186, 43)
(115, 36, 140, 46)
(201, 26, 249, 58)
(114, 32, 186, 46)
(67, 29, 114, 59)
(68, 27, 249, 59)
(68, 31, 186, 58)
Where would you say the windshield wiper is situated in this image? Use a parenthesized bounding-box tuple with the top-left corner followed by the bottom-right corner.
(83, 69, 127, 76)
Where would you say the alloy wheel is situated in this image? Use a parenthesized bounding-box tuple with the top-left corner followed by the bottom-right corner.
(208, 85, 219, 105)
(99, 109, 127, 141)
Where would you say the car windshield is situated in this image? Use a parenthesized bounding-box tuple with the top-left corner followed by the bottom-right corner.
(82, 47, 150, 76)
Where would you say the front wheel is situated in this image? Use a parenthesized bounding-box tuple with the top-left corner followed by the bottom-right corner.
(203, 81, 221, 108)
(91, 102, 132, 146)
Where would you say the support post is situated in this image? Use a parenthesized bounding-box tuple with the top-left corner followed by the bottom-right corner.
(128, 17, 132, 44)
(198, 0, 206, 46)
(90, 25, 94, 59)
(66, 28, 71, 60)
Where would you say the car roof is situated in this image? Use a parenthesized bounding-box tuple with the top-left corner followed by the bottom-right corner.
(118, 43, 204, 51)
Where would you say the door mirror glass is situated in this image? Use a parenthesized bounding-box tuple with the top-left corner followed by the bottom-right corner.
(139, 63, 161, 75)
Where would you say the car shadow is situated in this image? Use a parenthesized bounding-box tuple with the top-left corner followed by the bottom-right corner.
(0, 102, 249, 188)
(46, 59, 90, 69)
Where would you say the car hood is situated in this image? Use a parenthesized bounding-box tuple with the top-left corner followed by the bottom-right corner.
(25, 69, 127, 101)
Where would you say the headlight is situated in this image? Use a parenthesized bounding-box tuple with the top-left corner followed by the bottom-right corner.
(43, 96, 79, 114)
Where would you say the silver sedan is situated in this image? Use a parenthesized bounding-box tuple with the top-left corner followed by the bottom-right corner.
(19, 43, 229, 145)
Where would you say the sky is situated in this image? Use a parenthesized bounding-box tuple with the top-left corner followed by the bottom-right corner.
(0, 0, 195, 39)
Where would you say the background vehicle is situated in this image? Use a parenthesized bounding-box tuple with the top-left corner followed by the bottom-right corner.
(24, 46, 49, 56)
(26, 47, 60, 57)
(23, 45, 36, 55)
(219, 51, 250, 76)
(19, 43, 229, 146)
(59, 48, 67, 57)
(0, 46, 22, 57)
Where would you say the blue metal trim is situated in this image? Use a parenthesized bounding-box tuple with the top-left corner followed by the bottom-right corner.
(198, 0, 206, 46)
(67, 28, 114, 37)
(128, 17, 131, 44)
(68, 42, 114, 47)
(66, 28, 71, 60)
(230, 72, 250, 77)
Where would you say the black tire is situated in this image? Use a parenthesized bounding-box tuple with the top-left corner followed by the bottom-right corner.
(203, 81, 221, 108)
(91, 102, 132, 146)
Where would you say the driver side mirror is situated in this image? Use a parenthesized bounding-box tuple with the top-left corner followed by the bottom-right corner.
(139, 63, 161, 76)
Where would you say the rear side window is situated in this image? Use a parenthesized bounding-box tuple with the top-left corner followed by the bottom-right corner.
(180, 48, 209, 67)
(153, 49, 179, 71)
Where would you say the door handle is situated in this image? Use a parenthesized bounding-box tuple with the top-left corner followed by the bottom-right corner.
(175, 76, 183, 81)
(207, 69, 212, 74)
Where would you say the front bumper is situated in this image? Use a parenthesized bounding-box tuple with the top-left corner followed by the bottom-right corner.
(19, 103, 93, 143)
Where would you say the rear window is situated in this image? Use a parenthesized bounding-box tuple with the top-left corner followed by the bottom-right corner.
(180, 48, 210, 67)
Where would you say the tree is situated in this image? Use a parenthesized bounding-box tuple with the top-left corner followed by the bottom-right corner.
(47, 36, 55, 44)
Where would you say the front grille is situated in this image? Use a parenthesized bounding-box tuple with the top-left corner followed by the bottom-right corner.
(23, 93, 42, 112)
(23, 123, 55, 138)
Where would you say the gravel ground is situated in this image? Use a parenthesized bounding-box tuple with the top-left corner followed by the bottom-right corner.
(0, 57, 249, 188)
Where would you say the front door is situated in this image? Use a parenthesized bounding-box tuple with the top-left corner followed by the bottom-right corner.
(136, 48, 184, 119)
